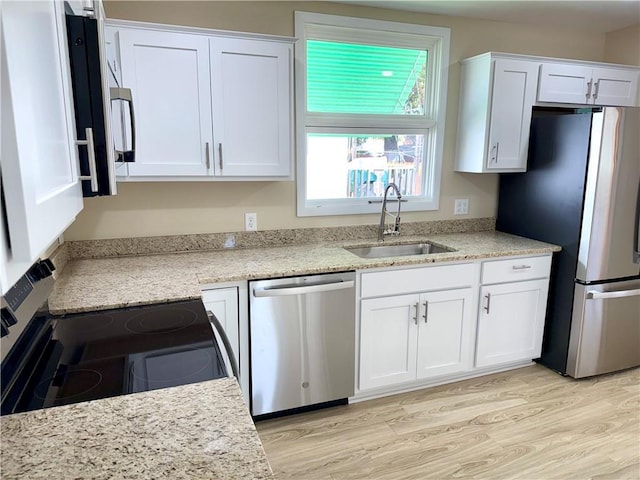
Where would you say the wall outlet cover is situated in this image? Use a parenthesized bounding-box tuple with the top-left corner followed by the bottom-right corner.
(454, 198, 469, 215)
(245, 213, 258, 231)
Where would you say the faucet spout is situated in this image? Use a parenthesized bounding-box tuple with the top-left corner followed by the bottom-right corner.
(378, 183, 402, 241)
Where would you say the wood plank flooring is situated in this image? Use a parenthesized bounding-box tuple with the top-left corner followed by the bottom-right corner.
(256, 365, 639, 479)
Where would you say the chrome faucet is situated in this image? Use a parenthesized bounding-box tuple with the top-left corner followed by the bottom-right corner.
(378, 183, 402, 241)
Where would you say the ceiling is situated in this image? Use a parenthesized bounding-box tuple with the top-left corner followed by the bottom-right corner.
(337, 1, 640, 33)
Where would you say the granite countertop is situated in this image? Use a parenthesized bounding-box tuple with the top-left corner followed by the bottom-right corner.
(0, 378, 273, 480)
(2, 228, 559, 479)
(49, 230, 560, 314)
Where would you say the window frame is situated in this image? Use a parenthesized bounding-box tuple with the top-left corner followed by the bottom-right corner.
(295, 12, 451, 217)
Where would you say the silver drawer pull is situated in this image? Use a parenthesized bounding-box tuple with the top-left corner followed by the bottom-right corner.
(512, 265, 532, 270)
(412, 302, 419, 325)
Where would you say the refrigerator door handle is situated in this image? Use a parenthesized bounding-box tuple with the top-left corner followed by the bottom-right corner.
(634, 180, 640, 264)
(586, 289, 640, 300)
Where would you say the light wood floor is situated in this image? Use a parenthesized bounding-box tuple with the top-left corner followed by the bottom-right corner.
(256, 365, 639, 480)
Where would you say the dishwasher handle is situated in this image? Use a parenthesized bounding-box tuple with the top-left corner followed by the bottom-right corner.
(253, 280, 355, 298)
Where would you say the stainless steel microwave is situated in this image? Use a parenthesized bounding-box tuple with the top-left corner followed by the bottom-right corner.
(65, 0, 135, 197)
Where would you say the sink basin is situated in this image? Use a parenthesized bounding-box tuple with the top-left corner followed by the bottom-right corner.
(345, 242, 455, 259)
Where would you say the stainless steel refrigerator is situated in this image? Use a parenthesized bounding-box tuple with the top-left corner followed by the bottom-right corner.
(497, 106, 640, 378)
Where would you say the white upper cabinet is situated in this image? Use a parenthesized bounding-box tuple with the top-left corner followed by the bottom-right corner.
(111, 22, 294, 180)
(1, 0, 83, 293)
(210, 38, 292, 177)
(456, 53, 640, 174)
(455, 54, 538, 173)
(118, 29, 212, 177)
(538, 63, 639, 107)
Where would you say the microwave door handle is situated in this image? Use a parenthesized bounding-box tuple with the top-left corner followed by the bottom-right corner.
(110, 87, 136, 163)
(633, 180, 640, 264)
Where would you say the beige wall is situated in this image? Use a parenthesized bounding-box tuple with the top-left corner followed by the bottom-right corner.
(65, 1, 609, 240)
(604, 24, 640, 65)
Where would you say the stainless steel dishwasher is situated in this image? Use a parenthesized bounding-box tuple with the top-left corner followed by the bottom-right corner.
(249, 271, 356, 416)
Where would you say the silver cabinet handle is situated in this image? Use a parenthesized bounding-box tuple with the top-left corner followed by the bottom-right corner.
(76, 127, 99, 192)
(587, 289, 640, 300)
(422, 301, 428, 323)
(412, 302, 419, 325)
(593, 80, 600, 101)
(512, 265, 532, 270)
(205, 142, 211, 170)
(253, 280, 354, 297)
(218, 143, 223, 170)
(490, 143, 499, 164)
(483, 293, 491, 314)
(586, 79, 593, 100)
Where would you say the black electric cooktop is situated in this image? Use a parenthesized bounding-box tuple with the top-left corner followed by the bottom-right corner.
(1, 299, 227, 415)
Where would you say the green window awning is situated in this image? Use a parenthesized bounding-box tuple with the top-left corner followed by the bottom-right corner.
(306, 40, 427, 115)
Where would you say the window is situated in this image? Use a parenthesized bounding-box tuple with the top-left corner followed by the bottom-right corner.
(295, 12, 450, 216)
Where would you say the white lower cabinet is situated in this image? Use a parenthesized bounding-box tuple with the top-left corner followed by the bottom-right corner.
(360, 294, 419, 390)
(356, 255, 552, 398)
(360, 288, 475, 391)
(358, 263, 477, 392)
(475, 279, 549, 368)
(416, 288, 475, 379)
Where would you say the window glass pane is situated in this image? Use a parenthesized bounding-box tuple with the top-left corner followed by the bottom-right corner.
(306, 133, 425, 200)
(307, 40, 427, 115)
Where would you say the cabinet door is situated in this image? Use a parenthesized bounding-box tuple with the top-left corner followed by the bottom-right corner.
(1, 0, 83, 291)
(538, 63, 592, 104)
(359, 294, 419, 390)
(591, 67, 639, 107)
(201, 287, 239, 365)
(486, 59, 538, 171)
(416, 288, 475, 379)
(210, 38, 292, 177)
(476, 279, 549, 368)
(119, 29, 212, 176)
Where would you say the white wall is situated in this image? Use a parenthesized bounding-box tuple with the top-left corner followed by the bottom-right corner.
(65, 1, 615, 240)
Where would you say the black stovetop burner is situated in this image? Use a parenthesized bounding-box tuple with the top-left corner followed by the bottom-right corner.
(1, 299, 227, 415)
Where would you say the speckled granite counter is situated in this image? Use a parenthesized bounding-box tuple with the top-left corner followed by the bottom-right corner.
(1, 379, 273, 479)
(3, 229, 559, 479)
(49, 230, 560, 314)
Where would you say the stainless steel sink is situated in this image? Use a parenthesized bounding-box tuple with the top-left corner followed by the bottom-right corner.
(345, 242, 455, 259)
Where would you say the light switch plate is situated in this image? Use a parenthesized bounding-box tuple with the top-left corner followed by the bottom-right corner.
(454, 199, 469, 215)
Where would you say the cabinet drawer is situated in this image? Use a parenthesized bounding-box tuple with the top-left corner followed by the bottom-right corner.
(481, 255, 551, 284)
(361, 263, 477, 298)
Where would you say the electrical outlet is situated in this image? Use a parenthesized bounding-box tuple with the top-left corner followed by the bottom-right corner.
(224, 234, 236, 248)
(454, 198, 469, 215)
(245, 213, 258, 231)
